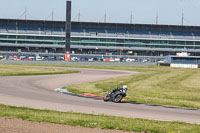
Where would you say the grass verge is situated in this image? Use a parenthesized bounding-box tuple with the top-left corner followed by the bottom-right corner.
(0, 65, 79, 76)
(0, 104, 199, 133)
(63, 66, 200, 109)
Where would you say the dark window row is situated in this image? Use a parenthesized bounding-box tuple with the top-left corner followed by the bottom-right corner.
(1, 35, 200, 47)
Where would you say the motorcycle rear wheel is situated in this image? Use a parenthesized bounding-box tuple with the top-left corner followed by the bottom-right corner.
(103, 95, 110, 102)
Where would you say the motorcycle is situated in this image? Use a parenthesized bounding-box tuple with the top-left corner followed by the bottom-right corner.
(103, 90, 126, 103)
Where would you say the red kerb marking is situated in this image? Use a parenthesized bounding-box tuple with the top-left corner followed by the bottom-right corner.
(80, 93, 126, 101)
(81, 93, 104, 98)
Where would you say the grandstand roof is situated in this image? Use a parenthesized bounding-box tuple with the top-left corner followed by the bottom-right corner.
(0, 18, 200, 32)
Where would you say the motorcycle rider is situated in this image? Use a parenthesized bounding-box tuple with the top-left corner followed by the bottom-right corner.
(111, 85, 128, 96)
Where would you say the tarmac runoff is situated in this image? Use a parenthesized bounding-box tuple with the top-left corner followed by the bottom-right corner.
(0, 67, 200, 124)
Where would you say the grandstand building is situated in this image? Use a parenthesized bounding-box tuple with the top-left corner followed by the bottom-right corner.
(0, 18, 200, 56)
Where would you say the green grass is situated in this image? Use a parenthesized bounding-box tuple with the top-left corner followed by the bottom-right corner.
(1, 64, 200, 132)
(0, 104, 199, 133)
(0, 65, 79, 76)
(64, 66, 200, 109)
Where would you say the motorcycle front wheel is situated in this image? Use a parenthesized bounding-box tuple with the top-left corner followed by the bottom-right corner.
(113, 94, 123, 103)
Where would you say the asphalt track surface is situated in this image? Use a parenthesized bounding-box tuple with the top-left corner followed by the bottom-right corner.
(0, 66, 200, 124)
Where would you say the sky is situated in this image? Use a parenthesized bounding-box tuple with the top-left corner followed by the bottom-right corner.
(0, 0, 199, 26)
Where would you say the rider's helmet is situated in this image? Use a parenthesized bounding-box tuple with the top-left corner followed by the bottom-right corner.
(123, 85, 128, 91)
